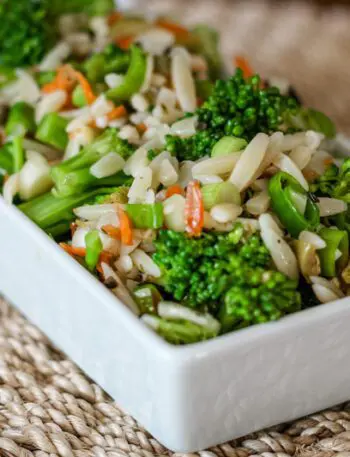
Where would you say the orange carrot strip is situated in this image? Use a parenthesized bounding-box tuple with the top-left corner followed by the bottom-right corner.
(136, 123, 147, 133)
(60, 243, 86, 257)
(116, 35, 134, 50)
(166, 184, 184, 198)
(102, 224, 121, 240)
(106, 105, 127, 121)
(234, 56, 254, 79)
(74, 70, 97, 105)
(155, 19, 189, 39)
(118, 207, 133, 246)
(185, 181, 204, 237)
(100, 251, 114, 264)
(107, 11, 123, 26)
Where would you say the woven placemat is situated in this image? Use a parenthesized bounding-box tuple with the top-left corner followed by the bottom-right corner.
(2, 296, 350, 457)
(1, 1, 350, 456)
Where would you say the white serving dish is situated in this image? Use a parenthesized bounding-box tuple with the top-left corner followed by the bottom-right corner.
(2, 196, 350, 452)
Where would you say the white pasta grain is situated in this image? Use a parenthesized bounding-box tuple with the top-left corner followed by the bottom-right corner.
(128, 166, 153, 203)
(3, 173, 20, 204)
(118, 125, 140, 144)
(299, 231, 326, 250)
(171, 48, 196, 112)
(210, 203, 242, 224)
(317, 197, 347, 217)
(193, 152, 241, 177)
(289, 145, 313, 170)
(273, 152, 309, 190)
(159, 159, 178, 186)
(229, 133, 269, 191)
(131, 93, 149, 112)
(105, 73, 125, 89)
(245, 191, 271, 216)
(163, 194, 186, 232)
(131, 249, 161, 278)
(90, 153, 125, 178)
(36, 90, 67, 123)
(312, 284, 340, 304)
(39, 42, 71, 71)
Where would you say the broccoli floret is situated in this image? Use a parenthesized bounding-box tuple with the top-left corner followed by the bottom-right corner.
(0, 0, 56, 68)
(51, 128, 134, 197)
(152, 226, 301, 332)
(165, 69, 299, 161)
(0, 0, 115, 68)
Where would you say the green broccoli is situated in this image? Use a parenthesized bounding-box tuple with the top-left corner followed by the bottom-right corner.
(165, 69, 299, 161)
(0, 0, 115, 68)
(0, 0, 55, 68)
(152, 226, 301, 332)
(50, 128, 134, 197)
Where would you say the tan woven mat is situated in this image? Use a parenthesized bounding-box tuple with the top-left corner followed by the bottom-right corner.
(2, 1, 350, 456)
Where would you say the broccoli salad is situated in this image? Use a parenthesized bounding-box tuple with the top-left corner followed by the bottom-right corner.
(1, 0, 349, 345)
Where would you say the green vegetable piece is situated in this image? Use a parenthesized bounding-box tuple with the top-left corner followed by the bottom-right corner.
(106, 45, 147, 102)
(125, 203, 164, 229)
(11, 136, 25, 173)
(19, 187, 118, 236)
(35, 71, 56, 87)
(191, 25, 222, 80)
(152, 227, 301, 328)
(5, 102, 36, 137)
(201, 181, 241, 210)
(0, 65, 16, 88)
(134, 284, 162, 315)
(318, 227, 349, 277)
(36, 113, 69, 151)
(84, 44, 130, 83)
(269, 171, 320, 238)
(0, 0, 56, 67)
(0, 143, 14, 175)
(46, 221, 71, 239)
(195, 80, 213, 101)
(211, 136, 247, 157)
(306, 109, 336, 139)
(85, 230, 103, 271)
(51, 129, 134, 197)
(148, 316, 218, 344)
(49, 0, 114, 16)
(72, 84, 87, 107)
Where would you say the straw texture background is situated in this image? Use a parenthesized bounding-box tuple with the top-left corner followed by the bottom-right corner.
(1, 1, 350, 456)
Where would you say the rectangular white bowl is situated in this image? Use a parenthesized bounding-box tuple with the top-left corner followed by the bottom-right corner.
(2, 195, 350, 452)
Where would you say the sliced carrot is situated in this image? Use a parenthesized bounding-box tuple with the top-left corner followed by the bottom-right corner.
(100, 251, 114, 264)
(324, 157, 334, 167)
(118, 207, 133, 246)
(106, 105, 127, 121)
(74, 70, 97, 105)
(102, 224, 121, 240)
(166, 184, 184, 198)
(234, 56, 254, 79)
(155, 19, 189, 39)
(70, 222, 78, 237)
(107, 11, 123, 26)
(116, 35, 134, 50)
(60, 243, 86, 257)
(42, 65, 76, 93)
(136, 123, 147, 134)
(185, 181, 204, 237)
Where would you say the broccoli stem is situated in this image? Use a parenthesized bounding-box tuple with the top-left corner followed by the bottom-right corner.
(51, 129, 134, 197)
(19, 186, 118, 234)
(36, 113, 69, 151)
(5, 102, 36, 137)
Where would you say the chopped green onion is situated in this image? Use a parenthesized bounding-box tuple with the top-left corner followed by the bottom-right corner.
(0, 143, 14, 175)
(106, 45, 147, 103)
(134, 284, 162, 315)
(35, 71, 56, 87)
(72, 84, 87, 108)
(125, 203, 164, 229)
(11, 136, 25, 172)
(306, 109, 336, 139)
(318, 227, 349, 277)
(201, 181, 241, 210)
(35, 113, 69, 150)
(211, 136, 247, 157)
(5, 102, 36, 137)
(85, 230, 103, 271)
